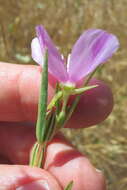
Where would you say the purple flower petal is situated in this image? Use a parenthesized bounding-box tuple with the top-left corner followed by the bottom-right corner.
(31, 37, 44, 65)
(31, 25, 68, 83)
(68, 29, 119, 83)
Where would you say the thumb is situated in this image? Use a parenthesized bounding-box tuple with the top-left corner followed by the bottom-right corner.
(0, 165, 62, 190)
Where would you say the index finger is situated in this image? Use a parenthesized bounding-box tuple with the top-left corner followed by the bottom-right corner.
(0, 62, 54, 122)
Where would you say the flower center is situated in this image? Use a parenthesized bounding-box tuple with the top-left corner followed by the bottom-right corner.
(60, 81, 75, 94)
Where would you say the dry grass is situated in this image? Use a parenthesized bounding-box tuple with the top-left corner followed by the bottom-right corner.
(0, 0, 127, 189)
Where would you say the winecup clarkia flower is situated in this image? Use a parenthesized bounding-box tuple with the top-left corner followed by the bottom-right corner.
(31, 25, 119, 87)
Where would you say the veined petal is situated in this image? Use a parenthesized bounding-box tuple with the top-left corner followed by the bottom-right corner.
(31, 25, 68, 83)
(68, 29, 119, 82)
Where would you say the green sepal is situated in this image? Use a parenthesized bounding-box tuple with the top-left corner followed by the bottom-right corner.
(72, 85, 98, 95)
(64, 181, 73, 190)
(56, 111, 66, 127)
(48, 91, 63, 110)
(36, 50, 48, 144)
(55, 83, 61, 115)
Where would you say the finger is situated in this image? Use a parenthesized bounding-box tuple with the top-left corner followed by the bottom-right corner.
(0, 123, 106, 190)
(45, 134, 106, 190)
(0, 62, 113, 128)
(0, 62, 54, 122)
(0, 122, 35, 164)
(66, 78, 113, 128)
(0, 155, 12, 164)
(0, 165, 62, 190)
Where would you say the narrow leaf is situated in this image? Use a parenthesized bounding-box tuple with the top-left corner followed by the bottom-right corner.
(64, 181, 73, 190)
(42, 111, 56, 142)
(29, 142, 38, 166)
(36, 50, 48, 144)
(45, 112, 56, 141)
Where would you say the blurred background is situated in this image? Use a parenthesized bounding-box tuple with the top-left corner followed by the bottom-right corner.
(0, 0, 127, 189)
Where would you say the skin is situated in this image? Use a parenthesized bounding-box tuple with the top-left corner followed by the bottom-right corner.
(0, 62, 111, 190)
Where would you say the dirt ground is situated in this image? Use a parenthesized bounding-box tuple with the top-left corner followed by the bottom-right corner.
(0, 0, 127, 189)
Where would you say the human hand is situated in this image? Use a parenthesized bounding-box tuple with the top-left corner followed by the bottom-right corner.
(0, 62, 112, 189)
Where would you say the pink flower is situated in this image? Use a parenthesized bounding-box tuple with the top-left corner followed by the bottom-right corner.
(31, 25, 119, 86)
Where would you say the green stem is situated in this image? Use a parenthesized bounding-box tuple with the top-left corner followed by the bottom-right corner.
(62, 94, 69, 113)
(30, 142, 45, 167)
(83, 66, 99, 86)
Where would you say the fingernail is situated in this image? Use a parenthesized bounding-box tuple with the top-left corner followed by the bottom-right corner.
(16, 180, 50, 190)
